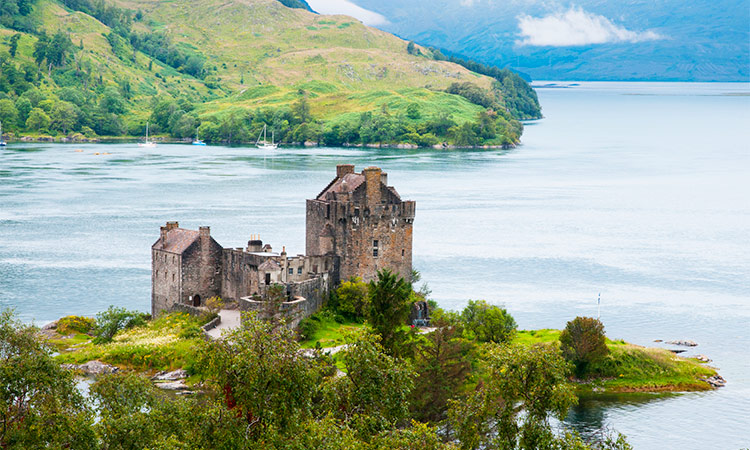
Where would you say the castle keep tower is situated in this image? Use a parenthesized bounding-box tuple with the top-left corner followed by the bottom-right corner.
(306, 165, 416, 283)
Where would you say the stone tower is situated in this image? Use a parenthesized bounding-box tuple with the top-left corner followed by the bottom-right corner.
(306, 164, 416, 283)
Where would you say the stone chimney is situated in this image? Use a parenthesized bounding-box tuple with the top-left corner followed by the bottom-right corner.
(363, 166, 382, 206)
(247, 234, 263, 252)
(380, 171, 388, 186)
(199, 226, 210, 240)
(160, 226, 168, 249)
(337, 164, 355, 178)
(166, 221, 179, 231)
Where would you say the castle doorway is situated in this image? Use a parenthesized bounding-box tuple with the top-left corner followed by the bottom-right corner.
(193, 294, 201, 307)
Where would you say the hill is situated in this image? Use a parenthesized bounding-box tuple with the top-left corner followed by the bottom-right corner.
(346, 0, 750, 82)
(0, 0, 540, 146)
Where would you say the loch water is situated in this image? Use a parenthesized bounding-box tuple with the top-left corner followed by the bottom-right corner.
(1, 82, 749, 448)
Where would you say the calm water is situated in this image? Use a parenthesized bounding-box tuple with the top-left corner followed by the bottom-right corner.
(1, 82, 749, 448)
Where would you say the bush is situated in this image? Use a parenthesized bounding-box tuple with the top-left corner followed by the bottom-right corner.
(93, 306, 149, 344)
(460, 300, 516, 343)
(335, 277, 369, 320)
(559, 316, 609, 377)
(298, 315, 320, 341)
(57, 315, 95, 335)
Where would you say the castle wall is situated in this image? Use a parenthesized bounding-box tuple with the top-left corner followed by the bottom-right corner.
(180, 233, 223, 306)
(238, 274, 331, 329)
(152, 250, 181, 316)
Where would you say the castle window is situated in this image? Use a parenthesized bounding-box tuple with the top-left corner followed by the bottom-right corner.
(172, 256, 175, 264)
(265, 273, 271, 285)
(373, 249, 378, 257)
(298, 267, 303, 274)
(289, 268, 293, 275)
(326, 204, 330, 219)
(172, 273, 175, 282)
(402, 249, 405, 256)
(373, 240, 379, 258)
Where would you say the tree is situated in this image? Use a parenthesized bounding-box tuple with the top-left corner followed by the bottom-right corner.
(335, 276, 369, 320)
(406, 102, 421, 120)
(92, 305, 148, 344)
(292, 93, 312, 124)
(368, 269, 412, 354)
(14, 97, 32, 124)
(447, 343, 578, 450)
(559, 316, 609, 377)
(100, 86, 127, 114)
(0, 99, 19, 131)
(461, 299, 517, 343)
(49, 101, 80, 134)
(8, 34, 21, 58)
(325, 332, 415, 436)
(197, 311, 319, 435)
(0, 310, 97, 449)
(410, 324, 474, 423)
(25, 107, 50, 132)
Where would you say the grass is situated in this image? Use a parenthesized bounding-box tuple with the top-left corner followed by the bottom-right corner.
(54, 313, 207, 373)
(298, 314, 367, 349)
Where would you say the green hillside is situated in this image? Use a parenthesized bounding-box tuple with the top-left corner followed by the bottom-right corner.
(0, 0, 540, 146)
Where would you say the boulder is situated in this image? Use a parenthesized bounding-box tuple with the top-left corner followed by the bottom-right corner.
(62, 360, 119, 375)
(666, 340, 698, 347)
(155, 380, 189, 391)
(704, 375, 726, 388)
(693, 354, 711, 362)
(153, 369, 188, 381)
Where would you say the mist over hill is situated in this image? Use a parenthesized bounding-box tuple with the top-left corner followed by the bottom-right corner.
(332, 0, 750, 81)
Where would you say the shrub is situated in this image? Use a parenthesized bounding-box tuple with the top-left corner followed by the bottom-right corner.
(93, 306, 149, 344)
(335, 276, 369, 320)
(56, 315, 95, 335)
(298, 316, 320, 341)
(460, 300, 517, 343)
(559, 316, 609, 377)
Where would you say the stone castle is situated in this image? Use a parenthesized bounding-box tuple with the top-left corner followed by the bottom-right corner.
(151, 165, 415, 326)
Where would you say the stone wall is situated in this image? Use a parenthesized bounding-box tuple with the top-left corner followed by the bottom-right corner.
(238, 274, 331, 329)
(152, 250, 181, 317)
(180, 231, 223, 307)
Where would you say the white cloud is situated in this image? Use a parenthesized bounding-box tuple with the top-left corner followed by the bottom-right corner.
(517, 7, 663, 46)
(306, 0, 389, 26)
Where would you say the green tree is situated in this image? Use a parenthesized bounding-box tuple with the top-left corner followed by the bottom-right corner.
(335, 276, 369, 320)
(197, 312, 319, 435)
(0, 99, 19, 131)
(559, 316, 610, 377)
(49, 101, 80, 134)
(292, 94, 312, 124)
(0, 310, 97, 449)
(447, 343, 578, 450)
(15, 97, 35, 125)
(411, 324, 474, 423)
(406, 102, 421, 120)
(8, 33, 21, 58)
(325, 332, 415, 436)
(368, 269, 412, 354)
(93, 305, 148, 344)
(461, 299, 517, 343)
(100, 86, 127, 114)
(25, 107, 50, 132)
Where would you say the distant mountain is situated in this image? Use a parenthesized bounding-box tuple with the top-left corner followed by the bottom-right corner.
(347, 0, 750, 81)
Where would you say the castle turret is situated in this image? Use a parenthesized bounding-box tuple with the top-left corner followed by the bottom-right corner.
(306, 165, 415, 283)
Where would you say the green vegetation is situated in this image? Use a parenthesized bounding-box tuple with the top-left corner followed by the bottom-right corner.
(560, 316, 610, 377)
(0, 0, 537, 147)
(55, 312, 206, 372)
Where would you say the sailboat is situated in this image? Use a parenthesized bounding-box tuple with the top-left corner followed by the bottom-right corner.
(192, 127, 206, 146)
(256, 124, 278, 149)
(0, 121, 6, 147)
(138, 122, 156, 148)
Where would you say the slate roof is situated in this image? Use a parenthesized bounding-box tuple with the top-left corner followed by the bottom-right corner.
(258, 259, 282, 271)
(152, 229, 199, 254)
(316, 173, 366, 200)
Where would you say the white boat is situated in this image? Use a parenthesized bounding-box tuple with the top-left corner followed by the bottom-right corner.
(138, 122, 156, 148)
(256, 124, 278, 149)
(192, 128, 206, 146)
(0, 121, 6, 147)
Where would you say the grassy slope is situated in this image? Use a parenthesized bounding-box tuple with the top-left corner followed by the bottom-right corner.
(7, 0, 498, 130)
(515, 329, 717, 392)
